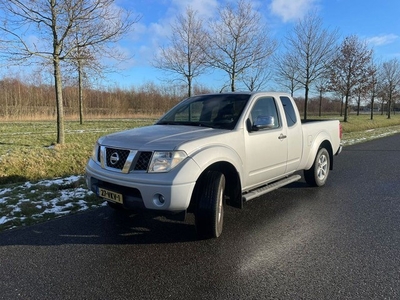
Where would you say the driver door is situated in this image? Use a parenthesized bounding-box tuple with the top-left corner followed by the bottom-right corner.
(244, 96, 288, 189)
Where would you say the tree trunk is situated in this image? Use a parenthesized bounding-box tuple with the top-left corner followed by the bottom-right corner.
(187, 76, 192, 97)
(340, 97, 344, 117)
(319, 89, 322, 117)
(54, 58, 65, 144)
(303, 84, 309, 120)
(78, 59, 84, 125)
(344, 94, 349, 122)
(370, 95, 374, 120)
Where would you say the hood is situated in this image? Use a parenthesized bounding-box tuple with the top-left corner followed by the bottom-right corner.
(100, 124, 228, 150)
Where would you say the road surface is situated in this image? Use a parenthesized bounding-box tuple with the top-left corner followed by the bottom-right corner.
(1, 134, 400, 299)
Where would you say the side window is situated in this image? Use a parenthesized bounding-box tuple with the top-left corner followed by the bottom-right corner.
(250, 97, 280, 129)
(280, 96, 297, 127)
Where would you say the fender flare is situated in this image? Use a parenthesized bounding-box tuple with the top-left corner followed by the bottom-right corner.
(187, 145, 243, 209)
(190, 145, 243, 180)
(304, 132, 334, 171)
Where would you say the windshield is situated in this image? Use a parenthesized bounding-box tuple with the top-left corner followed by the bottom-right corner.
(156, 94, 250, 130)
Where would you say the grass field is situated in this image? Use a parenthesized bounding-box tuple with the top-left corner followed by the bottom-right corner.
(0, 113, 399, 232)
(1, 113, 399, 184)
(0, 118, 156, 184)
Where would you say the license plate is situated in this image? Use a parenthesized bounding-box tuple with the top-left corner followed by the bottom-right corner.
(98, 188, 123, 204)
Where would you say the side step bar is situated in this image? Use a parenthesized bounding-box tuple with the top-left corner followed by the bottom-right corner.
(242, 174, 301, 202)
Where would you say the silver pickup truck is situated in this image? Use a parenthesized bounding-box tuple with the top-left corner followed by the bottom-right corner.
(86, 92, 342, 239)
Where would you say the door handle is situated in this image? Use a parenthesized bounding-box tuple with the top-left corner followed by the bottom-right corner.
(278, 134, 287, 140)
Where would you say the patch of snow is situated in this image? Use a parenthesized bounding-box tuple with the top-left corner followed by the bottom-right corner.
(0, 188, 12, 196)
(0, 175, 99, 230)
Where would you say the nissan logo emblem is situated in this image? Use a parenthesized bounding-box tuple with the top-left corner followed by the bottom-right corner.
(110, 152, 120, 165)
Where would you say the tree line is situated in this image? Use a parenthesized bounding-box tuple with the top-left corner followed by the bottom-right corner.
(0, 78, 215, 120)
(0, 0, 399, 144)
(1, 75, 383, 121)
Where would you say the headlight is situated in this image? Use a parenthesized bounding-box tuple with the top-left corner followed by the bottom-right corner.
(92, 142, 99, 161)
(148, 151, 187, 173)
(92, 137, 105, 162)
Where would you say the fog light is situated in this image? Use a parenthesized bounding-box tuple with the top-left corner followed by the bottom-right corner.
(153, 194, 165, 206)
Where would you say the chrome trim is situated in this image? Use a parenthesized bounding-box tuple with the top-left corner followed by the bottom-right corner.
(123, 150, 138, 173)
(100, 146, 106, 169)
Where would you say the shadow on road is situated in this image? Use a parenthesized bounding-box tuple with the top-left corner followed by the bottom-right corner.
(0, 181, 308, 246)
(0, 206, 201, 246)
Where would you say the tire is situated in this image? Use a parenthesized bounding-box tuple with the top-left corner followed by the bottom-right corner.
(304, 147, 330, 187)
(195, 171, 226, 239)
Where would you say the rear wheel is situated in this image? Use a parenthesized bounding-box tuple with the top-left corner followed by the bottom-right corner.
(304, 147, 330, 187)
(195, 171, 225, 239)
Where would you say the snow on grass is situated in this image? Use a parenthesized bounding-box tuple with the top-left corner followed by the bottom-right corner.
(342, 127, 400, 145)
(0, 175, 105, 231)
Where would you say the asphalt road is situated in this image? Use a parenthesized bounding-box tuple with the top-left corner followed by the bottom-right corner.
(1, 134, 400, 300)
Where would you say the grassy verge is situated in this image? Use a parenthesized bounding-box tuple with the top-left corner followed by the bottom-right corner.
(313, 113, 400, 145)
(0, 119, 155, 184)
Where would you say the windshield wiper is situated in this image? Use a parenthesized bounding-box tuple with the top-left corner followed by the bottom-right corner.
(156, 121, 181, 125)
(157, 121, 214, 128)
(194, 122, 214, 128)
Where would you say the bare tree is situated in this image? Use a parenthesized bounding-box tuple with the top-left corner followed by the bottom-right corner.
(0, 0, 136, 144)
(354, 87, 363, 116)
(154, 7, 208, 97)
(206, 0, 276, 92)
(284, 12, 338, 119)
(328, 35, 374, 122)
(315, 77, 329, 117)
(369, 64, 378, 120)
(68, 45, 99, 125)
(274, 52, 301, 97)
(379, 58, 400, 119)
(241, 60, 272, 91)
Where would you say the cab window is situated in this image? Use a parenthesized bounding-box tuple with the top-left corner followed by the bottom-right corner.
(250, 97, 280, 130)
(280, 96, 297, 127)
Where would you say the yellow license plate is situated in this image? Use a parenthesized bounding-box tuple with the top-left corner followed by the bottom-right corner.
(98, 188, 123, 204)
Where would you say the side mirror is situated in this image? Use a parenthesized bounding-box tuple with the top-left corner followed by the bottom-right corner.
(252, 116, 275, 131)
(246, 118, 252, 132)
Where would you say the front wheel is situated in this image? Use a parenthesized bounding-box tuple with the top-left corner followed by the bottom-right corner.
(304, 148, 330, 187)
(195, 171, 225, 239)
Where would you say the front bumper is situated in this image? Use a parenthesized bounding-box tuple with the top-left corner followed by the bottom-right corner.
(85, 158, 199, 212)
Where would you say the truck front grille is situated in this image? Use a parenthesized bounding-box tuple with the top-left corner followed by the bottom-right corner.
(99, 147, 153, 172)
(105, 148, 130, 170)
(134, 152, 153, 170)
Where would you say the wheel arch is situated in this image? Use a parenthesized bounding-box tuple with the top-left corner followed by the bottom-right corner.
(320, 140, 334, 170)
(188, 161, 242, 212)
(305, 138, 334, 171)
